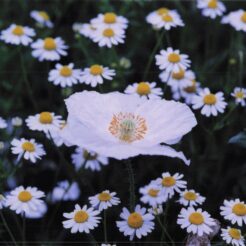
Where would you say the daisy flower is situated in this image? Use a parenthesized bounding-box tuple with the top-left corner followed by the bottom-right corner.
(139, 183, 166, 207)
(146, 8, 184, 30)
(116, 205, 155, 240)
(221, 227, 245, 246)
(231, 87, 246, 106)
(0, 117, 7, 129)
(156, 172, 187, 199)
(220, 199, 246, 226)
(155, 47, 191, 73)
(91, 26, 125, 48)
(11, 117, 23, 127)
(31, 37, 68, 61)
(49, 180, 80, 203)
(0, 194, 6, 209)
(11, 138, 46, 163)
(30, 10, 53, 28)
(89, 190, 120, 211)
(80, 64, 115, 87)
(5, 186, 45, 215)
(177, 207, 216, 236)
(63, 204, 101, 233)
(61, 91, 197, 164)
(48, 63, 82, 88)
(71, 147, 109, 171)
(192, 88, 227, 117)
(177, 189, 206, 207)
(26, 111, 63, 134)
(79, 23, 97, 39)
(24, 203, 47, 219)
(222, 10, 246, 32)
(0, 24, 35, 46)
(124, 82, 163, 99)
(197, 0, 226, 19)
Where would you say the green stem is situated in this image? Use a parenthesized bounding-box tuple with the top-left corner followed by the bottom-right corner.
(125, 159, 135, 211)
(238, 50, 243, 86)
(103, 210, 107, 243)
(22, 213, 26, 246)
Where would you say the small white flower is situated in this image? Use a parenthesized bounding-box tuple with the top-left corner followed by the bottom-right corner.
(31, 37, 68, 61)
(155, 47, 191, 73)
(148, 205, 164, 216)
(0, 24, 35, 46)
(222, 10, 246, 32)
(177, 189, 206, 207)
(48, 63, 82, 88)
(192, 88, 227, 117)
(89, 190, 120, 211)
(220, 199, 246, 226)
(116, 205, 155, 240)
(80, 64, 115, 87)
(0, 117, 7, 129)
(11, 117, 23, 127)
(63, 204, 101, 233)
(11, 138, 46, 163)
(177, 207, 216, 236)
(124, 82, 163, 99)
(71, 147, 109, 172)
(231, 87, 246, 106)
(221, 227, 245, 246)
(197, 0, 226, 19)
(0, 194, 6, 209)
(79, 23, 97, 39)
(30, 10, 53, 28)
(5, 186, 45, 215)
(24, 202, 47, 219)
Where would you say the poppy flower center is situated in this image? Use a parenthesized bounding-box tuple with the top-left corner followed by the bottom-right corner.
(18, 191, 32, 202)
(162, 177, 176, 187)
(103, 28, 115, 37)
(241, 12, 246, 23)
(39, 11, 50, 20)
(90, 65, 103, 75)
(43, 37, 56, 50)
(83, 150, 98, 160)
(207, 0, 218, 9)
(203, 94, 217, 105)
(104, 13, 117, 24)
(60, 66, 72, 77)
(184, 191, 197, 201)
(136, 82, 151, 95)
(232, 203, 246, 216)
(98, 192, 111, 201)
(162, 14, 173, 22)
(12, 26, 24, 36)
(148, 189, 159, 197)
(228, 228, 241, 240)
(22, 142, 35, 152)
(157, 8, 169, 15)
(172, 69, 185, 80)
(235, 91, 244, 99)
(127, 212, 143, 228)
(74, 210, 89, 223)
(189, 212, 204, 225)
(168, 53, 181, 63)
(39, 112, 53, 124)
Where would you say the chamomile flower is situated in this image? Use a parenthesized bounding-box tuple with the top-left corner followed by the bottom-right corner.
(0, 194, 6, 209)
(146, 8, 184, 30)
(63, 204, 101, 233)
(5, 186, 45, 215)
(197, 0, 226, 19)
(30, 10, 53, 28)
(221, 227, 245, 246)
(71, 147, 109, 171)
(0, 117, 7, 129)
(222, 10, 246, 32)
(26, 112, 63, 134)
(156, 172, 187, 199)
(192, 88, 227, 117)
(48, 63, 82, 88)
(89, 190, 120, 211)
(49, 181, 80, 203)
(24, 202, 47, 219)
(61, 91, 197, 164)
(31, 37, 68, 61)
(156, 47, 191, 73)
(91, 12, 128, 30)
(11, 138, 46, 163)
(0, 24, 35, 46)
(91, 26, 125, 48)
(80, 64, 115, 87)
(220, 199, 246, 226)
(79, 23, 97, 39)
(139, 183, 167, 207)
(148, 205, 164, 216)
(178, 189, 206, 207)
(116, 205, 155, 240)
(124, 82, 163, 99)
(231, 87, 246, 106)
(11, 117, 23, 127)
(177, 207, 216, 236)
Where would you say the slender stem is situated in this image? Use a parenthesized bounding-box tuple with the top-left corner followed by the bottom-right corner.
(238, 50, 243, 86)
(103, 210, 107, 243)
(22, 213, 26, 246)
(125, 159, 135, 211)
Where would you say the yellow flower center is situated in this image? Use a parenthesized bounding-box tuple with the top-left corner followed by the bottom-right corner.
(18, 191, 32, 202)
(162, 14, 173, 22)
(109, 112, 147, 143)
(184, 191, 197, 201)
(12, 26, 24, 36)
(241, 12, 246, 23)
(39, 112, 53, 124)
(228, 228, 241, 240)
(162, 176, 176, 187)
(127, 212, 143, 228)
(90, 65, 103, 75)
(189, 212, 204, 225)
(207, 0, 218, 9)
(98, 192, 111, 201)
(168, 53, 181, 63)
(235, 91, 245, 99)
(203, 93, 217, 105)
(232, 203, 246, 216)
(43, 37, 56, 50)
(136, 82, 151, 95)
(39, 11, 50, 20)
(74, 210, 89, 223)
(60, 66, 72, 77)
(183, 80, 197, 93)
(157, 8, 169, 15)
(103, 28, 115, 37)
(22, 142, 35, 152)
(104, 12, 117, 24)
(148, 189, 159, 197)
(172, 69, 185, 80)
